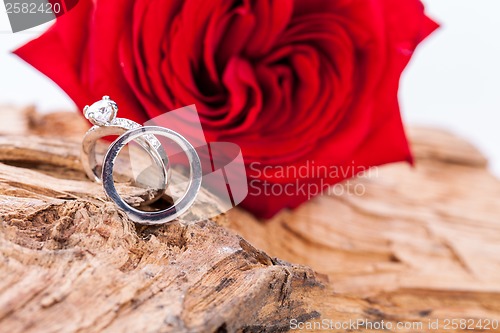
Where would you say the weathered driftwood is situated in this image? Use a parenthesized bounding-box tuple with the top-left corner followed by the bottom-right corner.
(0, 106, 499, 333)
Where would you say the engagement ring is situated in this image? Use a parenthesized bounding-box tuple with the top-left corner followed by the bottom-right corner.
(81, 96, 170, 205)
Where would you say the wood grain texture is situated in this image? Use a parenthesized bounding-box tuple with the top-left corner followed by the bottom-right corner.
(0, 106, 499, 333)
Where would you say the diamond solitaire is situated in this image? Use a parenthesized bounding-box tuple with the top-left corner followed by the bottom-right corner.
(84, 96, 118, 126)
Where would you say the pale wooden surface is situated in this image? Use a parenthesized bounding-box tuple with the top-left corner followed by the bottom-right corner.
(0, 106, 499, 332)
(227, 126, 500, 330)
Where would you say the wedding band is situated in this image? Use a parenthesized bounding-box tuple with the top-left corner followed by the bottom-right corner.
(81, 96, 170, 204)
(102, 126, 202, 225)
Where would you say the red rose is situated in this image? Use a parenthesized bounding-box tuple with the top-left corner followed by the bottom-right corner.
(15, 0, 437, 218)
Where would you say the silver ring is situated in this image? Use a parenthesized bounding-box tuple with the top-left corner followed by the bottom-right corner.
(102, 126, 202, 225)
(81, 96, 170, 204)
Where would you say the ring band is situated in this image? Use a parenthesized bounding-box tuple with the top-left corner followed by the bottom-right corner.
(102, 126, 202, 225)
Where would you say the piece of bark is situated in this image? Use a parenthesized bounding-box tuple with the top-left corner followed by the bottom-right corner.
(1, 106, 500, 332)
(0, 108, 325, 333)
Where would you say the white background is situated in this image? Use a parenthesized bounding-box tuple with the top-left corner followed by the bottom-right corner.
(0, 0, 499, 177)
